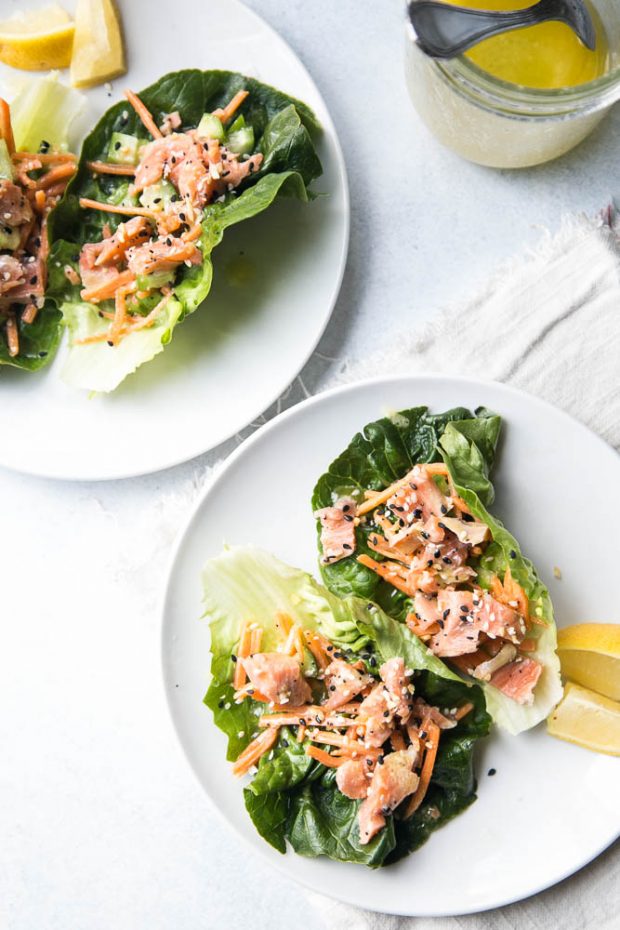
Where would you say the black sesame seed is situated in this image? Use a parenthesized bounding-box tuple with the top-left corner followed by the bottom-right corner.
(413, 508, 422, 519)
(510, 550, 517, 559)
(460, 605, 469, 612)
(218, 700, 224, 708)
(114, 141, 121, 150)
(230, 655, 237, 663)
(440, 505, 448, 515)
(383, 710, 390, 718)
(329, 685, 336, 692)
(488, 768, 497, 776)
(437, 619, 444, 629)
(434, 549, 441, 558)
(419, 730, 427, 740)
(342, 543, 352, 550)
(462, 513, 474, 523)
(377, 756, 384, 765)
(343, 514, 354, 522)
(442, 557, 452, 564)
(443, 609, 450, 619)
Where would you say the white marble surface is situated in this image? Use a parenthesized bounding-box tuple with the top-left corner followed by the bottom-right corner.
(3, 2, 620, 929)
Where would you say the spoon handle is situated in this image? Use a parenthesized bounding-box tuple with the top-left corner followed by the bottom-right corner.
(407, 1, 549, 58)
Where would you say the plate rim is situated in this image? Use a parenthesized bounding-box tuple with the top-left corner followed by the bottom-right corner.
(160, 373, 620, 916)
(0, 0, 350, 483)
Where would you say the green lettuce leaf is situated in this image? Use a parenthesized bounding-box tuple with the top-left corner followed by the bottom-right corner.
(311, 407, 561, 734)
(439, 422, 562, 733)
(202, 546, 490, 867)
(46, 69, 322, 391)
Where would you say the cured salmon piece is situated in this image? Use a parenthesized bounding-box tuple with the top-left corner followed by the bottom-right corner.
(0, 254, 25, 295)
(336, 758, 370, 800)
(358, 684, 394, 748)
(315, 497, 357, 565)
(430, 589, 526, 657)
(0, 179, 33, 228)
(126, 235, 201, 276)
(358, 749, 419, 844)
(241, 652, 312, 707)
(324, 658, 372, 710)
(380, 657, 413, 721)
(490, 657, 542, 705)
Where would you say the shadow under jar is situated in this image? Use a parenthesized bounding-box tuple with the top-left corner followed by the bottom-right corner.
(405, 0, 620, 167)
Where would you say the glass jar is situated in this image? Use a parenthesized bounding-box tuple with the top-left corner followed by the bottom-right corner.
(404, 1, 620, 168)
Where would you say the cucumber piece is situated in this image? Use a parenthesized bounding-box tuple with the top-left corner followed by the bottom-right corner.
(136, 270, 175, 291)
(107, 131, 144, 166)
(139, 180, 177, 212)
(196, 113, 225, 141)
(228, 115, 245, 133)
(0, 225, 20, 250)
(0, 139, 14, 181)
(227, 126, 255, 155)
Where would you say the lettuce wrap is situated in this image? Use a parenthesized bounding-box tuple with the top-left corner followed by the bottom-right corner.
(47, 69, 323, 391)
(202, 546, 490, 868)
(311, 407, 562, 734)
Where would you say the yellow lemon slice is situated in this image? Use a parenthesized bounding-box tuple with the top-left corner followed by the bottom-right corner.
(70, 0, 125, 89)
(557, 623, 620, 701)
(0, 4, 74, 71)
(547, 682, 620, 756)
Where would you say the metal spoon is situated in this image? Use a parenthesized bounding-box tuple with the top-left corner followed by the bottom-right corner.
(407, 0, 596, 59)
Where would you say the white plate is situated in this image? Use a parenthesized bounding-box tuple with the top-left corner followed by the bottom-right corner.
(0, 0, 348, 481)
(162, 375, 620, 917)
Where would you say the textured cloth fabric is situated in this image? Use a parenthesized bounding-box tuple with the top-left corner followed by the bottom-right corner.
(310, 213, 620, 927)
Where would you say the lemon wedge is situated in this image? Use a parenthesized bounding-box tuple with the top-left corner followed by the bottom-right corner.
(547, 682, 620, 756)
(0, 4, 74, 71)
(557, 623, 620, 701)
(70, 0, 125, 89)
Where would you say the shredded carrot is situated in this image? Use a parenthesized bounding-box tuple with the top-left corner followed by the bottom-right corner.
(21, 303, 39, 325)
(36, 162, 75, 190)
(5, 313, 18, 356)
(390, 730, 407, 752)
(181, 222, 203, 243)
(303, 630, 331, 670)
(233, 619, 253, 690)
(274, 612, 293, 638)
(79, 197, 156, 220)
(124, 89, 163, 139)
(404, 721, 440, 818)
(297, 725, 306, 743)
(86, 161, 137, 176)
(357, 554, 416, 597)
(232, 727, 279, 777)
(453, 702, 474, 721)
(108, 282, 134, 345)
(124, 291, 172, 334)
(213, 89, 249, 124)
(80, 269, 135, 303)
(306, 745, 343, 768)
(249, 626, 263, 655)
(451, 493, 471, 515)
(34, 190, 46, 211)
(0, 99, 15, 155)
(406, 613, 438, 639)
(308, 731, 349, 747)
(357, 481, 403, 517)
(12, 151, 75, 164)
(232, 684, 270, 703)
(425, 462, 449, 477)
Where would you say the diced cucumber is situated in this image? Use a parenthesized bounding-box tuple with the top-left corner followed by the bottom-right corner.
(107, 131, 144, 166)
(228, 115, 245, 133)
(136, 270, 175, 291)
(0, 225, 20, 250)
(139, 180, 177, 212)
(227, 126, 255, 155)
(196, 113, 225, 141)
(0, 139, 14, 181)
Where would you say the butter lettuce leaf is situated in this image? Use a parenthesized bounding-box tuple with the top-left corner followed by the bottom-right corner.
(202, 546, 490, 868)
(46, 70, 322, 391)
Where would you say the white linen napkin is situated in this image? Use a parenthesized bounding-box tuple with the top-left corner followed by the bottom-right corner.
(308, 211, 620, 928)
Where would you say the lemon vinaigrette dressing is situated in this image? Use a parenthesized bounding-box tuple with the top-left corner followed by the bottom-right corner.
(404, 0, 620, 167)
(442, 0, 609, 89)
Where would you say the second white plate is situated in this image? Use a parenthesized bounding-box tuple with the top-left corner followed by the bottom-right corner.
(162, 375, 620, 917)
(0, 0, 349, 480)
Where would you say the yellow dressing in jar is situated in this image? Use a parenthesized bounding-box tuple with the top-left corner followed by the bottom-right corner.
(442, 0, 608, 88)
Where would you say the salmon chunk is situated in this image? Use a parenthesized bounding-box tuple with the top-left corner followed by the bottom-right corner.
(490, 657, 542, 705)
(358, 749, 419, 844)
(324, 658, 372, 710)
(336, 759, 370, 800)
(240, 652, 312, 707)
(315, 497, 357, 565)
(380, 657, 413, 721)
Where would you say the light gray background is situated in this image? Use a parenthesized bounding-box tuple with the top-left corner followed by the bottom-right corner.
(3, 2, 620, 929)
